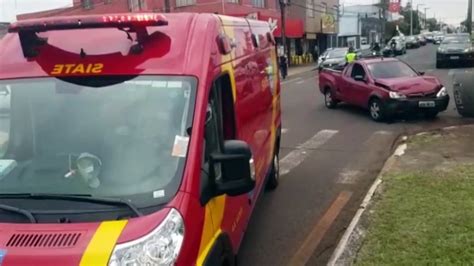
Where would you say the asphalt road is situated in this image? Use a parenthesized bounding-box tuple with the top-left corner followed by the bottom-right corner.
(238, 44, 474, 266)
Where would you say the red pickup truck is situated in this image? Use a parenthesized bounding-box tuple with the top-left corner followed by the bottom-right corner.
(319, 58, 450, 121)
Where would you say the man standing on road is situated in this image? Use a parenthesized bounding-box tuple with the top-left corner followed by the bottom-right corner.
(345, 47, 357, 64)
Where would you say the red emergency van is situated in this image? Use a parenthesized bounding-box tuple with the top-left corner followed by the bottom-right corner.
(0, 13, 281, 265)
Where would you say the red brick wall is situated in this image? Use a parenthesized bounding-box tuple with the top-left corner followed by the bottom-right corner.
(17, 0, 279, 20)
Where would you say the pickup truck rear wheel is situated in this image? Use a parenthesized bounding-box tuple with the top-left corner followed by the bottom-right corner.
(324, 89, 338, 109)
(369, 98, 386, 122)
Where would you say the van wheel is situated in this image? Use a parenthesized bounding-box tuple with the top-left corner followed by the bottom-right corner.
(369, 98, 386, 122)
(324, 88, 338, 109)
(266, 153, 279, 190)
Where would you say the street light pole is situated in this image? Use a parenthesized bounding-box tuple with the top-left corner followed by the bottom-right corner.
(410, 0, 413, 35)
(416, 4, 424, 33)
(424, 7, 429, 30)
(279, 0, 289, 64)
(468, 0, 472, 35)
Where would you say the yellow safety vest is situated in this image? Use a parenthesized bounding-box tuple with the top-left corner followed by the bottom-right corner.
(346, 53, 357, 63)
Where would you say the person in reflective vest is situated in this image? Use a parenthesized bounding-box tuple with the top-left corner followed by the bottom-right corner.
(345, 47, 357, 63)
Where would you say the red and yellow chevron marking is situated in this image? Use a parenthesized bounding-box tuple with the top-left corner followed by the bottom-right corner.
(80, 220, 128, 266)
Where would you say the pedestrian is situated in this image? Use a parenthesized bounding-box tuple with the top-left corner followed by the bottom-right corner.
(345, 47, 357, 64)
(313, 45, 319, 63)
(279, 55, 288, 80)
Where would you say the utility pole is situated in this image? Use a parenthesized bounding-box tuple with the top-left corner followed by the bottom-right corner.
(164, 0, 170, 12)
(468, 0, 472, 35)
(279, 0, 289, 64)
(410, 0, 413, 35)
(424, 7, 429, 30)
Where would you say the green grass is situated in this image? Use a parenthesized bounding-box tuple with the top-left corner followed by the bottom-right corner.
(356, 165, 474, 265)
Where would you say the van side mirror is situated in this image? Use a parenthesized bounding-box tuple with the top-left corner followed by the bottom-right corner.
(354, 75, 365, 82)
(210, 140, 255, 197)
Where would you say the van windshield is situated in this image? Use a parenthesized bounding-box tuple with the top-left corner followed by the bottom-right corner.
(0, 76, 196, 208)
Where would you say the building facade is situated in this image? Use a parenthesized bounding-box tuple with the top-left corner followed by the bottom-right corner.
(0, 23, 8, 39)
(338, 4, 383, 49)
(17, 0, 343, 61)
(17, 0, 304, 46)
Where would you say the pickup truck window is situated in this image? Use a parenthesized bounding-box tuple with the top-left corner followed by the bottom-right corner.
(368, 61, 418, 79)
(351, 63, 366, 79)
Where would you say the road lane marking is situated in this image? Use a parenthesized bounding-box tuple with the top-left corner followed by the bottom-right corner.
(296, 80, 305, 84)
(280, 130, 338, 176)
(288, 191, 352, 266)
(281, 77, 303, 85)
(337, 131, 394, 185)
(282, 128, 289, 134)
(336, 169, 361, 185)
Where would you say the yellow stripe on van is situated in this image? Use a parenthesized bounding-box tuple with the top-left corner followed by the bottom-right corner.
(80, 220, 128, 266)
(196, 229, 223, 266)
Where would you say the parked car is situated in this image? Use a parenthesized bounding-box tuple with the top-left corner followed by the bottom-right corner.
(434, 33, 445, 44)
(418, 35, 427, 46)
(423, 32, 434, 42)
(318, 58, 449, 121)
(406, 36, 420, 48)
(436, 34, 474, 68)
(318, 48, 348, 71)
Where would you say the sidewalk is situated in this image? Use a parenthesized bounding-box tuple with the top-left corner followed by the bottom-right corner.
(331, 125, 474, 265)
(287, 63, 317, 78)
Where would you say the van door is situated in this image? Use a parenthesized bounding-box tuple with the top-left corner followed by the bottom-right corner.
(247, 24, 277, 195)
(202, 75, 253, 253)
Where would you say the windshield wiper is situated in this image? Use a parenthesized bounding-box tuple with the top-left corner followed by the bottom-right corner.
(0, 193, 143, 218)
(0, 203, 36, 223)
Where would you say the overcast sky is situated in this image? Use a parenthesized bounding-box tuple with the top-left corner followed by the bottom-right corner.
(0, 0, 73, 22)
(343, 0, 470, 25)
(0, 0, 470, 24)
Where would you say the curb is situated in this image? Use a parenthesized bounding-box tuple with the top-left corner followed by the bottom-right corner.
(327, 124, 474, 266)
(327, 137, 408, 266)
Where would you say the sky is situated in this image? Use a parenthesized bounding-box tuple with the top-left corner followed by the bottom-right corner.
(0, 0, 73, 22)
(0, 0, 470, 25)
(343, 0, 470, 25)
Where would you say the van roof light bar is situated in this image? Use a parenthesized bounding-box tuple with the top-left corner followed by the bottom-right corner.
(8, 13, 168, 58)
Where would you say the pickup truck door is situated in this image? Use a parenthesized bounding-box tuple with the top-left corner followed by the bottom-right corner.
(335, 65, 353, 102)
(343, 63, 373, 107)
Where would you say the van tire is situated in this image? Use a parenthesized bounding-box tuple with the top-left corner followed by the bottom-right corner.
(266, 152, 280, 190)
(324, 88, 338, 109)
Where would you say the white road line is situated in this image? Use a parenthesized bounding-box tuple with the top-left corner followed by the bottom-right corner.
(281, 77, 303, 85)
(337, 130, 394, 185)
(296, 80, 305, 84)
(362, 130, 392, 146)
(281, 128, 289, 134)
(336, 170, 361, 185)
(280, 130, 338, 176)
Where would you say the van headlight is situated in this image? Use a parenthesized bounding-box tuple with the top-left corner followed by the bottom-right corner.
(437, 86, 448, 98)
(109, 208, 185, 266)
(389, 91, 406, 99)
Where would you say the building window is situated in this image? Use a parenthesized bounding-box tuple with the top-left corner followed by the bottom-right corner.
(306, 0, 314, 18)
(176, 0, 195, 7)
(252, 0, 265, 8)
(128, 0, 146, 11)
(82, 0, 93, 9)
(227, 0, 239, 3)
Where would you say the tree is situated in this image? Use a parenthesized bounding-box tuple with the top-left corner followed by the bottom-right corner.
(399, 9, 422, 34)
(426, 18, 439, 31)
